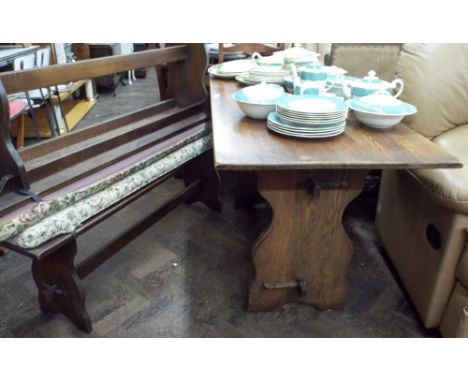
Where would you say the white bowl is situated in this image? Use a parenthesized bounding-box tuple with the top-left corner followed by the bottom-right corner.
(353, 109, 405, 129)
(232, 82, 284, 119)
(235, 101, 276, 119)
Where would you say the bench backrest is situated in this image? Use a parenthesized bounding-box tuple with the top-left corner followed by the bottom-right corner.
(0, 43, 209, 218)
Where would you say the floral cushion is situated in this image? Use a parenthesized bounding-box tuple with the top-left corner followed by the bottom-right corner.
(0, 129, 212, 249)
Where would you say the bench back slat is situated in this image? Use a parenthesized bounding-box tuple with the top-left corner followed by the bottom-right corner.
(0, 43, 209, 199)
(19, 99, 176, 161)
(26, 101, 206, 182)
(0, 45, 187, 94)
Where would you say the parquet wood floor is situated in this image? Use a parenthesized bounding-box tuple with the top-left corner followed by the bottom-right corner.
(0, 174, 437, 337)
(1, 68, 438, 337)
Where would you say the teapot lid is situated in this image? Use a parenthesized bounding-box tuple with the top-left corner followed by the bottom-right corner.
(362, 70, 383, 84)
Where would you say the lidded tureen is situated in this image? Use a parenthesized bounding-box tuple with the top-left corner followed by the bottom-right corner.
(283, 44, 320, 66)
(349, 90, 417, 129)
(251, 52, 285, 67)
(343, 70, 404, 98)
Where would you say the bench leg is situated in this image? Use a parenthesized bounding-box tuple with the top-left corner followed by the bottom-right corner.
(31, 240, 92, 333)
(184, 151, 222, 212)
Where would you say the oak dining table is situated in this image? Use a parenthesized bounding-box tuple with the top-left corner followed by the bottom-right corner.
(209, 77, 462, 312)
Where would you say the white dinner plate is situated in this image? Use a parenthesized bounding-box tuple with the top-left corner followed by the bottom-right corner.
(276, 108, 348, 119)
(267, 122, 345, 139)
(208, 65, 237, 78)
(217, 59, 257, 74)
(277, 113, 347, 126)
(268, 112, 346, 133)
(277, 94, 348, 114)
(268, 121, 345, 134)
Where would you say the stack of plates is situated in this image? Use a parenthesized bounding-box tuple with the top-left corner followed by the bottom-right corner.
(236, 66, 289, 85)
(208, 59, 257, 79)
(267, 95, 349, 139)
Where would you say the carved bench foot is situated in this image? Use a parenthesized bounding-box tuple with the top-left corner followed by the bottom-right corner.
(31, 239, 92, 333)
(248, 169, 367, 312)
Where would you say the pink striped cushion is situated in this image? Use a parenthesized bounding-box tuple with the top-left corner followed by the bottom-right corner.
(9, 99, 27, 119)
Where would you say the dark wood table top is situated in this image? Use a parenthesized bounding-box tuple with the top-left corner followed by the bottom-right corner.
(210, 78, 462, 171)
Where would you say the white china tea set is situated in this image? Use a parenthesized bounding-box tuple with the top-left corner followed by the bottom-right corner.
(209, 44, 418, 137)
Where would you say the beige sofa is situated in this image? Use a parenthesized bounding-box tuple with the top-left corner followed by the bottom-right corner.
(376, 44, 468, 337)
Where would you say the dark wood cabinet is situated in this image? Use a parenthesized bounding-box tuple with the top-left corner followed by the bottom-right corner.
(88, 44, 121, 93)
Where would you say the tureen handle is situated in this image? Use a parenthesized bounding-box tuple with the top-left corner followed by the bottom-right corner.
(251, 52, 262, 65)
(391, 78, 404, 98)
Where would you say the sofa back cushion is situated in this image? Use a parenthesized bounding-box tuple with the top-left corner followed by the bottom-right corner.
(397, 43, 468, 139)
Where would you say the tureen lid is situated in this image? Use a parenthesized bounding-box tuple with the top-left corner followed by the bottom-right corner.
(283, 44, 320, 60)
(252, 52, 284, 65)
(233, 81, 284, 105)
(349, 90, 417, 115)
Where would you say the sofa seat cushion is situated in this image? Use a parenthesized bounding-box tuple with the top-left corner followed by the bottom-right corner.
(410, 124, 468, 214)
(0, 127, 211, 249)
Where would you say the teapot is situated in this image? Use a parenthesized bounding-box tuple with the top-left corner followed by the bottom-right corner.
(341, 70, 404, 99)
(298, 62, 328, 82)
(289, 63, 331, 95)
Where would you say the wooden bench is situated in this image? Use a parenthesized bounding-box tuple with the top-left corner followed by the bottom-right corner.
(0, 43, 221, 333)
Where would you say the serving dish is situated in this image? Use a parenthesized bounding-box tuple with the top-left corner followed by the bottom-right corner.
(232, 82, 285, 119)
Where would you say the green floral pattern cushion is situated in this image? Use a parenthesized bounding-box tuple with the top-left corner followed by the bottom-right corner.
(0, 130, 212, 249)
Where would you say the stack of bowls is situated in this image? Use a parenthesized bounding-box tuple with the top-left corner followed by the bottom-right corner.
(267, 94, 349, 139)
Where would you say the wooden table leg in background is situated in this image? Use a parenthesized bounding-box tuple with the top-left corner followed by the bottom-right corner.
(234, 171, 264, 209)
(248, 169, 367, 311)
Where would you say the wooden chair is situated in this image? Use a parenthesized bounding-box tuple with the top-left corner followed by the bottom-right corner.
(327, 43, 403, 81)
(8, 99, 27, 148)
(217, 43, 285, 63)
(13, 53, 57, 138)
(0, 44, 220, 333)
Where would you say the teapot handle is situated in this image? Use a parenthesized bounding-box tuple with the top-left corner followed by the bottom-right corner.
(251, 52, 262, 65)
(289, 63, 300, 87)
(391, 78, 404, 98)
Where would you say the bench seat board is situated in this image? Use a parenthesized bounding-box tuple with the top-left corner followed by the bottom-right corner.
(0, 127, 212, 248)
